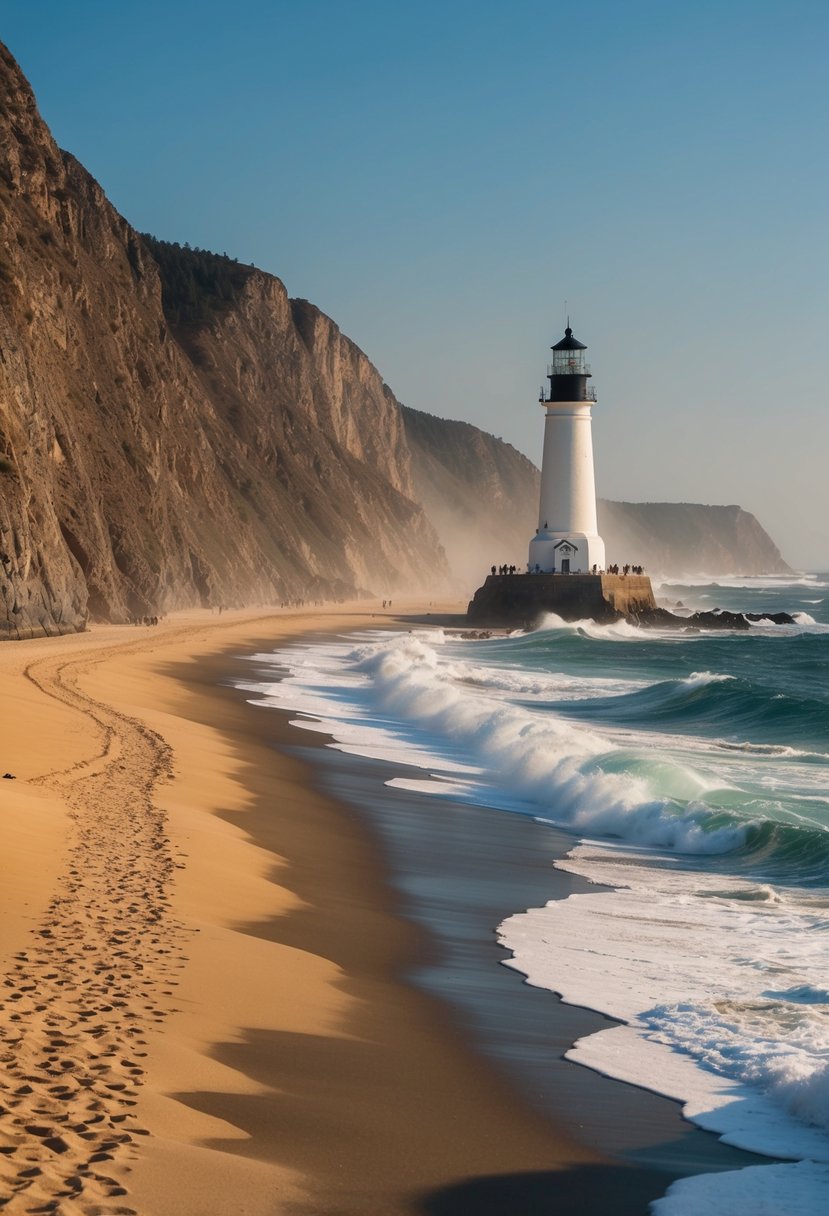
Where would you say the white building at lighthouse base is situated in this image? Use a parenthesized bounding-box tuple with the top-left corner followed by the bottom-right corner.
(528, 527, 605, 575)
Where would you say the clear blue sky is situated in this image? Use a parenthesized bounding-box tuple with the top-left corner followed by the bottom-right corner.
(4, 0, 828, 569)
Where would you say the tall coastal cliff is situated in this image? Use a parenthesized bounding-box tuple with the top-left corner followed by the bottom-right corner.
(0, 44, 790, 638)
(0, 43, 446, 637)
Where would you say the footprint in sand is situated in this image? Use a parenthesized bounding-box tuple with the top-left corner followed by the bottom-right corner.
(0, 652, 189, 1212)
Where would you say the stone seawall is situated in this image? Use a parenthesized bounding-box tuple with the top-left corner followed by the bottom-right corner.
(466, 573, 657, 627)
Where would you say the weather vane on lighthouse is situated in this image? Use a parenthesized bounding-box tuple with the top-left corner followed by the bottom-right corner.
(528, 322, 606, 575)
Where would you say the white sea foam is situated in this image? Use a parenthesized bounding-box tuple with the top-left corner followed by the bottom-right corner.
(456, 661, 645, 701)
(533, 612, 680, 642)
(683, 670, 734, 687)
(532, 600, 829, 640)
(500, 854, 829, 1166)
(745, 614, 829, 638)
(655, 574, 828, 591)
(652, 1161, 829, 1215)
(714, 740, 818, 759)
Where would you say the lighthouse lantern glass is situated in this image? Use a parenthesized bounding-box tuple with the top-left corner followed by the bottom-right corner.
(552, 348, 587, 376)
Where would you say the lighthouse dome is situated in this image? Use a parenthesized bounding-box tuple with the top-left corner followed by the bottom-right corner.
(551, 326, 587, 351)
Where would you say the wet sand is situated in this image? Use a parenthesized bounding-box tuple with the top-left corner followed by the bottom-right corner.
(0, 604, 761, 1215)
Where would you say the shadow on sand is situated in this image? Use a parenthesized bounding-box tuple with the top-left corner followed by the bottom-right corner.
(417, 1163, 675, 1215)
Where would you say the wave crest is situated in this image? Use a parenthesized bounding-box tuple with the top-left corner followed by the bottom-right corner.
(350, 633, 748, 856)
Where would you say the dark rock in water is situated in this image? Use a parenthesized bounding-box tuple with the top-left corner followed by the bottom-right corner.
(688, 610, 751, 631)
(631, 607, 796, 631)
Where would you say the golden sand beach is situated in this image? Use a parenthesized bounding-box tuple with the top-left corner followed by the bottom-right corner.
(0, 604, 618, 1216)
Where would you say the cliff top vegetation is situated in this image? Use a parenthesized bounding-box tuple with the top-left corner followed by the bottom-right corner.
(141, 234, 255, 326)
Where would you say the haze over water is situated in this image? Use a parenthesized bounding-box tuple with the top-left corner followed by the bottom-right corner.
(240, 573, 829, 1213)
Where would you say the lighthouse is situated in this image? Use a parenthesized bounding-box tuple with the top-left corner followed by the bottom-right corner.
(467, 320, 657, 624)
(528, 325, 606, 575)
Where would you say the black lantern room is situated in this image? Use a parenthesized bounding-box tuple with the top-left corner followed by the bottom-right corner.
(539, 326, 596, 403)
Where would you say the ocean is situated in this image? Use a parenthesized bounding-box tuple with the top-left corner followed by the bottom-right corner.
(237, 574, 829, 1214)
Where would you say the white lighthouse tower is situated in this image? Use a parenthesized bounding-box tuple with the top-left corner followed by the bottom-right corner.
(528, 324, 606, 575)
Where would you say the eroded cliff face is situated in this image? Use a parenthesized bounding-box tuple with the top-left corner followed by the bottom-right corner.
(0, 43, 446, 637)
